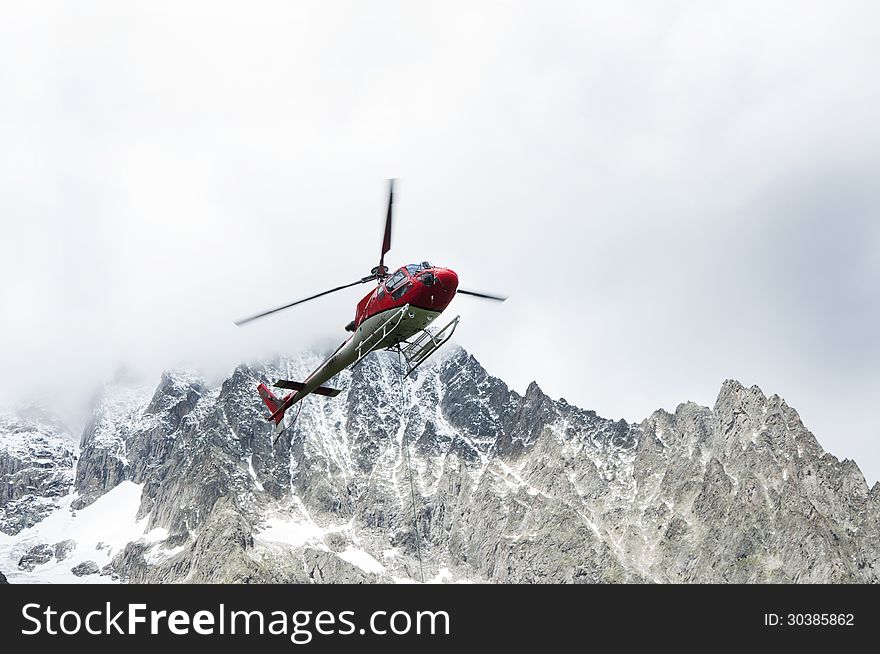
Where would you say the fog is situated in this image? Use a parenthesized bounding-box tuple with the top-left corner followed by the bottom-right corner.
(1, 1, 879, 481)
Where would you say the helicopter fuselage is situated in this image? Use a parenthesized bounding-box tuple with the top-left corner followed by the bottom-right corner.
(278, 263, 459, 411)
(351, 262, 459, 330)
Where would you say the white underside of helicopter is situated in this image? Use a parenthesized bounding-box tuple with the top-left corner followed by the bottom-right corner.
(355, 303, 440, 350)
(286, 304, 460, 409)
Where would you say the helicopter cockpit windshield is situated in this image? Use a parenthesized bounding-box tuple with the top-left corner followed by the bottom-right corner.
(405, 261, 433, 275)
(387, 262, 434, 293)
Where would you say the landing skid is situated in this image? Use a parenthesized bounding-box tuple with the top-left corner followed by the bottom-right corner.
(393, 314, 461, 377)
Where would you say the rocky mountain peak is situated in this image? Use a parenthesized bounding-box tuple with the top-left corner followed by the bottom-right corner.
(1, 348, 877, 584)
(146, 371, 205, 419)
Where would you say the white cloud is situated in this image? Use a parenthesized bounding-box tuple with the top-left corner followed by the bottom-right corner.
(1, 1, 879, 480)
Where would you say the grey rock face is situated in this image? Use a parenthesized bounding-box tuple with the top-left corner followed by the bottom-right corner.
(302, 549, 378, 584)
(4, 347, 878, 583)
(71, 560, 100, 576)
(0, 496, 63, 535)
(0, 412, 76, 534)
(73, 384, 148, 509)
(72, 373, 207, 512)
(0, 570, 7, 583)
(18, 544, 54, 571)
(72, 447, 127, 510)
(54, 539, 76, 561)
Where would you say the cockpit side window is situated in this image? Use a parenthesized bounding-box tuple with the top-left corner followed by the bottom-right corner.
(385, 270, 407, 292)
(392, 282, 413, 301)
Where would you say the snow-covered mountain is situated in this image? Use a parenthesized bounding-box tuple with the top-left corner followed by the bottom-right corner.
(1, 347, 878, 583)
(0, 408, 76, 536)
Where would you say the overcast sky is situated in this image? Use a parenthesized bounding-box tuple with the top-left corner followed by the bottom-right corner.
(1, 1, 878, 481)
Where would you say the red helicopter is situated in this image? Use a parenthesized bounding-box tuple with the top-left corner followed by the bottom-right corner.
(235, 180, 506, 436)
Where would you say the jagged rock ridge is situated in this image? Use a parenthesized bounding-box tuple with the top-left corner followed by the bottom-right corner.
(1, 347, 877, 583)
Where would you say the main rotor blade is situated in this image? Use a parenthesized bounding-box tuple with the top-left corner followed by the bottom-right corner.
(235, 276, 376, 326)
(457, 289, 507, 302)
(378, 178, 395, 273)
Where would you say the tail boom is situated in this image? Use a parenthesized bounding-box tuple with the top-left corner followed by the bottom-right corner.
(273, 379, 341, 397)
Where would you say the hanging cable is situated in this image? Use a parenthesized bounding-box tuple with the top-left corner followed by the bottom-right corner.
(397, 346, 425, 583)
(273, 400, 304, 446)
